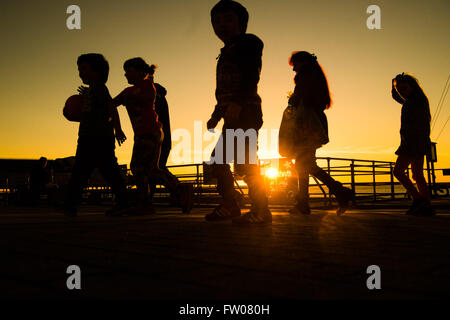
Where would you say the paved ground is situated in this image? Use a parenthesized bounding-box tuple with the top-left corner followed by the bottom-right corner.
(0, 199, 449, 300)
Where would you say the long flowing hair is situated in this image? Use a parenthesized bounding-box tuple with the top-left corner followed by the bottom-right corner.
(393, 73, 431, 122)
(289, 51, 332, 109)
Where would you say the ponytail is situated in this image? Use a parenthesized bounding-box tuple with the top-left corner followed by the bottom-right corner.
(124, 57, 157, 76)
(146, 64, 157, 76)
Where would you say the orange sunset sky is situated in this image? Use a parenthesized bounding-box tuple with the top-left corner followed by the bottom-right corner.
(0, 0, 449, 180)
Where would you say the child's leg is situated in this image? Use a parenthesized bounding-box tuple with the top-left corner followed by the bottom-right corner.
(97, 137, 128, 207)
(231, 135, 271, 224)
(295, 149, 316, 204)
(310, 155, 354, 214)
(212, 164, 237, 205)
(130, 137, 152, 205)
(148, 167, 180, 195)
(65, 138, 96, 211)
(311, 165, 341, 191)
(149, 144, 171, 198)
(238, 163, 268, 211)
(235, 132, 269, 216)
(138, 132, 180, 197)
(393, 155, 421, 200)
(140, 131, 194, 213)
(209, 132, 239, 207)
(411, 156, 430, 200)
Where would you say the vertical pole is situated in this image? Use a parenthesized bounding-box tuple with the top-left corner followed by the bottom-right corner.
(196, 164, 200, 189)
(350, 160, 356, 198)
(389, 163, 395, 200)
(372, 161, 376, 201)
(431, 161, 436, 198)
(426, 158, 432, 197)
(327, 158, 331, 204)
(6, 178, 9, 206)
(196, 164, 200, 203)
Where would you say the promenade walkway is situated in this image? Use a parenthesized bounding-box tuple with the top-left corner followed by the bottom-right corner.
(0, 199, 449, 300)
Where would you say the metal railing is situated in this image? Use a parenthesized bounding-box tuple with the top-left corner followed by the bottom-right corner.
(1, 156, 448, 206)
(139, 156, 448, 204)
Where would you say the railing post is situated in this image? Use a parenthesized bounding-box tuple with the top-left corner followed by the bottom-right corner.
(431, 160, 436, 198)
(196, 164, 200, 189)
(6, 178, 9, 206)
(196, 164, 200, 203)
(327, 158, 331, 203)
(372, 161, 376, 201)
(389, 163, 395, 200)
(350, 160, 356, 197)
(425, 158, 432, 198)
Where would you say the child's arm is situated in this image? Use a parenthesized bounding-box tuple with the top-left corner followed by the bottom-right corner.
(207, 104, 226, 130)
(108, 92, 126, 146)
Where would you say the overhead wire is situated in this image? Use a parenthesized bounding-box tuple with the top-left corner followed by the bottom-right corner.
(431, 73, 450, 133)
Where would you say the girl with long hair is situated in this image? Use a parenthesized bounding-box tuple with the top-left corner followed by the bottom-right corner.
(288, 51, 353, 215)
(392, 73, 434, 215)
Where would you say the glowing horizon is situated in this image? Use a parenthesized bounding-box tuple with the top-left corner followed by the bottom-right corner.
(0, 0, 449, 182)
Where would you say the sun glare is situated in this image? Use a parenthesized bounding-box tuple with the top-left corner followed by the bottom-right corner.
(265, 167, 279, 179)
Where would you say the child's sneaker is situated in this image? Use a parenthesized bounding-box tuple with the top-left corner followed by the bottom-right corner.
(409, 199, 434, 216)
(406, 198, 421, 215)
(334, 186, 354, 215)
(205, 203, 241, 221)
(232, 208, 272, 226)
(406, 198, 429, 216)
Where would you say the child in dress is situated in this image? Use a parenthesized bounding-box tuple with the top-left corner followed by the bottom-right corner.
(287, 51, 353, 215)
(392, 73, 434, 215)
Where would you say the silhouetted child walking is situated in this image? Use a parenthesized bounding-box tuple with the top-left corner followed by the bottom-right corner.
(205, 0, 271, 225)
(287, 51, 353, 215)
(391, 73, 434, 215)
(149, 83, 175, 200)
(64, 53, 129, 217)
(109, 58, 193, 214)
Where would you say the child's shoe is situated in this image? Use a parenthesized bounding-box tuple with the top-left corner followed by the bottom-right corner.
(408, 198, 434, 216)
(205, 203, 241, 221)
(232, 208, 272, 226)
(406, 198, 429, 216)
(333, 186, 354, 215)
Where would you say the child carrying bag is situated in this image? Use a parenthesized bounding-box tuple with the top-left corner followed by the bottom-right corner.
(279, 98, 328, 158)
